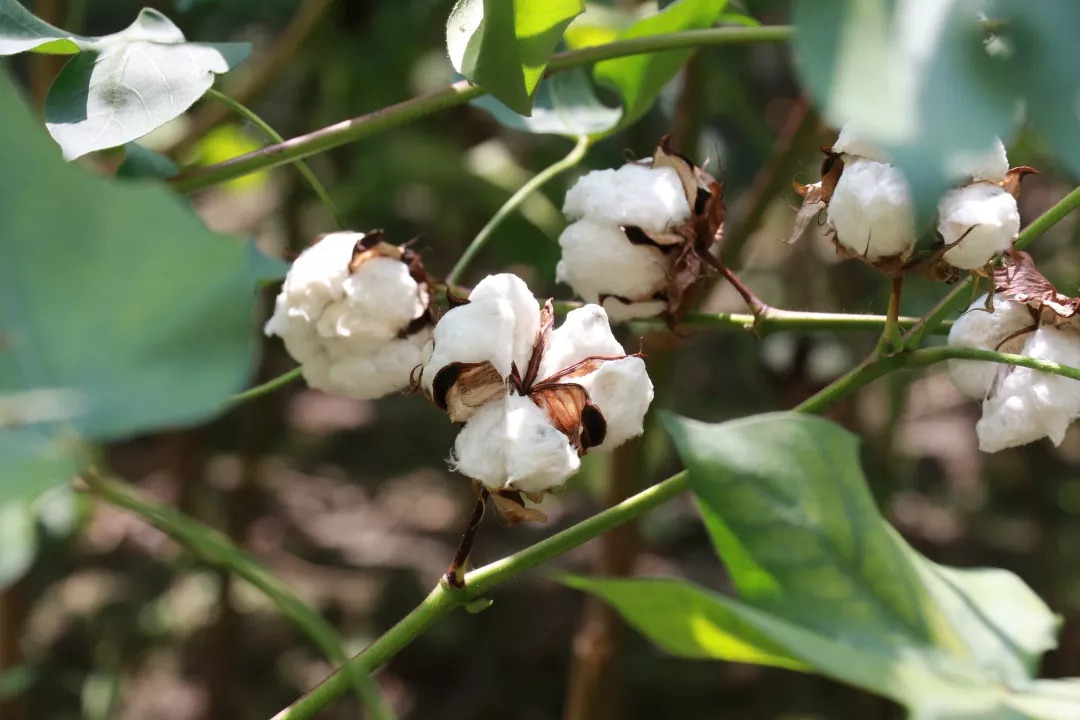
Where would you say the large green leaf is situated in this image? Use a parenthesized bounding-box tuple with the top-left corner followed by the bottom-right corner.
(447, 0, 584, 115)
(470, 67, 620, 137)
(0, 2, 249, 160)
(0, 72, 281, 498)
(791, 0, 1014, 219)
(567, 412, 1074, 718)
(594, 0, 727, 130)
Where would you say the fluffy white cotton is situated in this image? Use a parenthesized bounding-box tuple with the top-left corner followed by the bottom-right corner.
(575, 357, 654, 451)
(451, 394, 580, 494)
(947, 138, 1009, 183)
(421, 298, 517, 393)
(563, 164, 692, 233)
(265, 232, 431, 399)
(602, 297, 668, 323)
(827, 158, 917, 260)
(937, 184, 1019, 270)
(832, 123, 886, 162)
(977, 327, 1080, 453)
(556, 219, 671, 312)
(537, 305, 626, 381)
(300, 330, 431, 399)
(947, 296, 1035, 399)
(468, 273, 541, 374)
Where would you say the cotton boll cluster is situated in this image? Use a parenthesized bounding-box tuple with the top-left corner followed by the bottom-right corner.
(792, 125, 1029, 277)
(556, 138, 725, 323)
(264, 231, 434, 399)
(420, 274, 654, 520)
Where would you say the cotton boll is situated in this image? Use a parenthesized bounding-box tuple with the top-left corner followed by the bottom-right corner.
(947, 296, 1034, 399)
(468, 273, 541, 373)
(264, 233, 356, 340)
(602, 297, 667, 323)
(323, 330, 432, 399)
(575, 357, 654, 451)
(556, 219, 671, 309)
(421, 298, 516, 394)
(827, 158, 917, 260)
(563, 164, 692, 232)
(977, 327, 1080, 452)
(947, 138, 1009, 183)
(537, 305, 626, 381)
(938, 184, 1019, 270)
(451, 394, 580, 494)
(832, 123, 886, 162)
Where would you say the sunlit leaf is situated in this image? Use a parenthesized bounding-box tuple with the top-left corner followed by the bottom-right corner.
(0, 0, 82, 54)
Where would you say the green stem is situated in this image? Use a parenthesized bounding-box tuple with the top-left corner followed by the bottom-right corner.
(905, 345, 1080, 381)
(230, 367, 302, 404)
(169, 26, 791, 194)
(204, 88, 339, 225)
(447, 135, 591, 286)
(81, 473, 394, 720)
(880, 277, 904, 353)
(904, 185, 1080, 349)
(269, 472, 689, 720)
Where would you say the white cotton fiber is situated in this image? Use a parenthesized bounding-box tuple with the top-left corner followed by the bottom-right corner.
(556, 219, 671, 312)
(947, 296, 1034, 399)
(450, 394, 580, 494)
(562, 164, 692, 233)
(420, 297, 517, 394)
(574, 356, 654, 451)
(827, 158, 917, 261)
(537, 304, 626, 381)
(977, 327, 1080, 452)
(467, 273, 542, 374)
(832, 122, 886, 162)
(947, 138, 1010, 184)
(938, 184, 1019, 270)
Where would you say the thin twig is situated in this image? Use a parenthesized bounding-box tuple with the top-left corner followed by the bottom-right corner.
(445, 487, 489, 588)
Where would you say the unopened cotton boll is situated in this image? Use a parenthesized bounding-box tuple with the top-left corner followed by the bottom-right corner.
(947, 296, 1034, 399)
(562, 163, 691, 232)
(264, 231, 432, 399)
(976, 327, 1080, 452)
(826, 158, 917, 260)
(451, 394, 580, 494)
(937, 184, 1019, 270)
(556, 219, 670, 314)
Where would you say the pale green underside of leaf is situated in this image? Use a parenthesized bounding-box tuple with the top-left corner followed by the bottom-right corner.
(568, 412, 1072, 718)
(0, 71, 282, 501)
(0, 2, 249, 159)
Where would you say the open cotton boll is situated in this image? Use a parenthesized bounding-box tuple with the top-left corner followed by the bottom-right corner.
(976, 327, 1080, 452)
(938, 184, 1019, 270)
(575, 357, 654, 451)
(537, 305, 626, 381)
(467, 273, 541, 373)
(947, 296, 1034, 399)
(316, 256, 427, 341)
(420, 298, 516, 394)
(947, 138, 1009, 183)
(562, 164, 691, 232)
(451, 394, 580, 494)
(827, 158, 917, 260)
(322, 331, 432, 399)
(556, 219, 671, 310)
(264, 233, 356, 339)
(832, 123, 887, 162)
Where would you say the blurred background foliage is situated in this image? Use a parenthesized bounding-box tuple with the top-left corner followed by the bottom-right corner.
(4, 0, 1080, 718)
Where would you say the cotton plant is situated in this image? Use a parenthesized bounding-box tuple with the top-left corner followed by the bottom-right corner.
(556, 137, 726, 323)
(947, 251, 1080, 452)
(418, 273, 654, 526)
(265, 230, 435, 399)
(790, 123, 1034, 278)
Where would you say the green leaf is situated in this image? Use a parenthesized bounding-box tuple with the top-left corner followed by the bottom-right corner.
(0, 665, 35, 703)
(43, 9, 249, 160)
(791, 0, 1014, 220)
(447, 0, 584, 115)
(564, 411, 1078, 717)
(0, 71, 277, 497)
(471, 67, 621, 137)
(594, 0, 727, 130)
(1007, 679, 1080, 719)
(0, 0, 83, 54)
(0, 500, 37, 589)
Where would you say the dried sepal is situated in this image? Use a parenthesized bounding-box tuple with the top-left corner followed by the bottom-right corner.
(1001, 166, 1039, 201)
(490, 489, 547, 525)
(433, 361, 508, 422)
(994, 250, 1080, 320)
(788, 149, 844, 245)
(529, 381, 607, 454)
